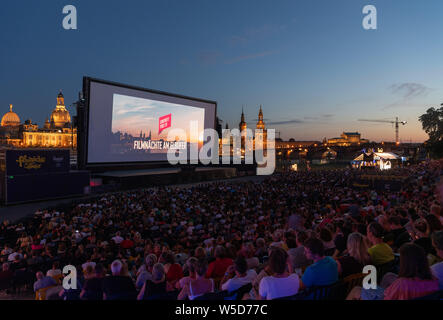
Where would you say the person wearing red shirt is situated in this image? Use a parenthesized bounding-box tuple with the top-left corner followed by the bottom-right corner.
(206, 246, 233, 279)
(120, 237, 134, 249)
(160, 251, 183, 289)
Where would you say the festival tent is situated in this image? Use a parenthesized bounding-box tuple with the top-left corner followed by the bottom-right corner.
(352, 151, 401, 170)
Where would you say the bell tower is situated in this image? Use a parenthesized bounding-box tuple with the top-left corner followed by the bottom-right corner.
(256, 105, 265, 130)
(239, 106, 247, 132)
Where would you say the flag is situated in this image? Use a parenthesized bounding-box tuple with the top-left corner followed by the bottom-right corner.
(158, 113, 172, 134)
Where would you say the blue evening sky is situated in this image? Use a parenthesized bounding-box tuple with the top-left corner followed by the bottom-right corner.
(1, 0, 442, 142)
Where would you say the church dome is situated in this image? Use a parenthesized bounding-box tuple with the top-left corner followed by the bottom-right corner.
(50, 91, 71, 128)
(1, 105, 21, 127)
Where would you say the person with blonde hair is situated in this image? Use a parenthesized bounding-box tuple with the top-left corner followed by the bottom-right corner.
(136, 254, 157, 289)
(176, 257, 198, 290)
(137, 263, 168, 300)
(336, 232, 372, 278)
(178, 259, 214, 300)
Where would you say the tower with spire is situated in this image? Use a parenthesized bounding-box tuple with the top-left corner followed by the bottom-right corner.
(255, 105, 267, 150)
(239, 106, 247, 132)
(256, 105, 265, 130)
(51, 90, 71, 128)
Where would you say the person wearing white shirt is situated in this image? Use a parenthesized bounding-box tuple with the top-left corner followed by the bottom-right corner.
(221, 256, 257, 293)
(8, 252, 23, 262)
(258, 247, 300, 300)
(112, 231, 124, 244)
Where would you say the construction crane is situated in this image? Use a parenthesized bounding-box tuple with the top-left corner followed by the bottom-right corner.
(358, 117, 407, 145)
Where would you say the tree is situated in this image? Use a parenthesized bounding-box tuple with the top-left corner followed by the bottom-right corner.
(419, 104, 443, 158)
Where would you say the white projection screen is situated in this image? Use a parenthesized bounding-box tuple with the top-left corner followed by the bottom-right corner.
(84, 78, 217, 165)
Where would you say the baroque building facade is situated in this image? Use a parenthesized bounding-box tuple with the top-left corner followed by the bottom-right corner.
(0, 91, 77, 148)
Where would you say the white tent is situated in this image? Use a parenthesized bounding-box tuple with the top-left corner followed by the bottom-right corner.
(373, 152, 400, 160)
(352, 151, 400, 170)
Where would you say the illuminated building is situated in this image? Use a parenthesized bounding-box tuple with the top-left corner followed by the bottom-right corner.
(0, 91, 77, 148)
(0, 105, 22, 146)
(327, 132, 369, 146)
(255, 105, 267, 150)
(219, 106, 269, 156)
(239, 106, 247, 132)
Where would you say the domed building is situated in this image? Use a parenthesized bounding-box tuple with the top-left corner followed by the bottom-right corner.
(50, 91, 71, 128)
(1, 105, 21, 127)
(0, 91, 77, 148)
(0, 104, 22, 146)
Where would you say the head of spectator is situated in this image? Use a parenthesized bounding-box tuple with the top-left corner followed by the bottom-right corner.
(268, 247, 289, 275)
(319, 228, 332, 242)
(110, 259, 123, 276)
(151, 263, 165, 283)
(388, 216, 403, 230)
(272, 230, 283, 243)
(145, 254, 157, 272)
(367, 222, 385, 245)
(413, 219, 429, 238)
(286, 237, 297, 250)
(84, 264, 95, 279)
(185, 257, 198, 277)
(194, 247, 206, 259)
(2, 263, 10, 272)
(296, 231, 308, 247)
(304, 237, 324, 262)
(160, 251, 175, 265)
(36, 271, 44, 280)
(214, 246, 226, 260)
(347, 232, 371, 265)
(233, 255, 248, 277)
(95, 263, 105, 278)
(256, 238, 265, 249)
(398, 243, 434, 280)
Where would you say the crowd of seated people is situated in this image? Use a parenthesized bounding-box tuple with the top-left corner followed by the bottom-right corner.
(0, 160, 442, 300)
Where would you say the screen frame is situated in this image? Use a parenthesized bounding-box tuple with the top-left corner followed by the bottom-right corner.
(81, 77, 217, 169)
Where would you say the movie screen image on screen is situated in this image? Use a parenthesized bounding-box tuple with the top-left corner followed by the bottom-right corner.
(85, 79, 216, 164)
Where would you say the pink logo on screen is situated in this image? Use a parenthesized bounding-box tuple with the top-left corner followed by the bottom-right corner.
(158, 114, 172, 134)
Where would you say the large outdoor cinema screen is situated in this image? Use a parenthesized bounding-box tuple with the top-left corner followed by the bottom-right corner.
(85, 78, 217, 165)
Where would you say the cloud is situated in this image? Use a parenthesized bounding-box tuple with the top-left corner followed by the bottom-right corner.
(229, 23, 287, 46)
(229, 35, 248, 46)
(383, 82, 432, 110)
(303, 114, 334, 121)
(198, 51, 221, 65)
(388, 83, 431, 99)
(224, 50, 277, 64)
(267, 119, 305, 125)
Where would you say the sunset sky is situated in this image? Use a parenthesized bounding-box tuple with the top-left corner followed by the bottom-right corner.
(1, 0, 443, 142)
(112, 94, 205, 142)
